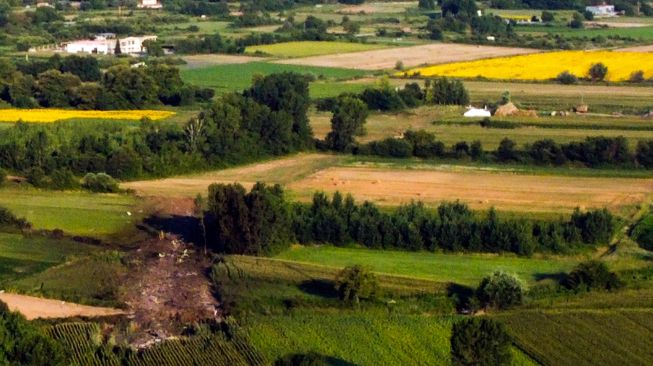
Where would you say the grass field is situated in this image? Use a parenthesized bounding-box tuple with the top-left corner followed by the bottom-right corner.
(216, 255, 536, 366)
(405, 51, 653, 81)
(0, 232, 98, 284)
(498, 309, 653, 366)
(246, 41, 387, 58)
(180, 62, 367, 95)
(0, 187, 140, 238)
(516, 25, 653, 41)
(275, 246, 577, 286)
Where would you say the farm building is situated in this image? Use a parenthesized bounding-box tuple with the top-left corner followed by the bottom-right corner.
(463, 106, 491, 118)
(585, 5, 617, 17)
(64, 35, 157, 55)
(138, 0, 162, 9)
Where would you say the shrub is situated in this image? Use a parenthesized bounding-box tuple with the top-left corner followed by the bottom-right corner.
(0, 168, 6, 187)
(82, 173, 119, 193)
(49, 169, 79, 190)
(629, 70, 645, 83)
(588, 63, 608, 82)
(556, 71, 578, 84)
(541, 11, 554, 22)
(26, 166, 45, 188)
(565, 260, 622, 292)
(0, 207, 30, 230)
(495, 138, 518, 162)
(335, 265, 378, 304)
(450, 318, 512, 366)
(475, 271, 524, 310)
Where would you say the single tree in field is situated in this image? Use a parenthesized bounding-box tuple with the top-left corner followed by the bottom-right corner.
(335, 265, 378, 304)
(325, 96, 368, 152)
(588, 63, 608, 82)
(451, 318, 512, 366)
(475, 271, 524, 310)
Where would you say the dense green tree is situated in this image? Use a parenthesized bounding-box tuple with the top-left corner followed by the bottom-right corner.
(418, 0, 436, 10)
(588, 62, 608, 82)
(326, 96, 368, 151)
(60, 55, 101, 82)
(35, 70, 82, 107)
(476, 271, 524, 310)
(335, 265, 378, 304)
(102, 65, 158, 109)
(450, 318, 512, 366)
(565, 260, 622, 291)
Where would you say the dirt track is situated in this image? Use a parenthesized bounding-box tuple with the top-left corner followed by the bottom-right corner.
(275, 43, 538, 70)
(618, 45, 653, 52)
(288, 166, 653, 213)
(0, 293, 124, 320)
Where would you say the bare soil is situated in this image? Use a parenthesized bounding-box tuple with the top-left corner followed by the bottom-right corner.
(618, 45, 653, 52)
(287, 166, 653, 213)
(275, 43, 538, 70)
(121, 235, 219, 348)
(0, 293, 125, 320)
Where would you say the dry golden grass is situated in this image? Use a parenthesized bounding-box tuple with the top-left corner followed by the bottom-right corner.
(276, 43, 537, 70)
(287, 165, 653, 214)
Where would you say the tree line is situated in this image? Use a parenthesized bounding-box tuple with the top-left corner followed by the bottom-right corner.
(0, 73, 313, 181)
(0, 55, 214, 109)
(203, 183, 615, 257)
(354, 130, 653, 169)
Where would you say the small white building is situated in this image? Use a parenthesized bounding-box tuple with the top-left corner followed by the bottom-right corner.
(463, 106, 492, 118)
(63, 35, 157, 55)
(138, 0, 162, 9)
(65, 39, 112, 54)
(585, 5, 617, 17)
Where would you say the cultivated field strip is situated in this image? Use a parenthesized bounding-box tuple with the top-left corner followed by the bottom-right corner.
(500, 309, 653, 366)
(48, 322, 266, 366)
(275, 43, 537, 70)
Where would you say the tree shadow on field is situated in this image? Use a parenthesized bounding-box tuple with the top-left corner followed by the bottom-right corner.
(143, 215, 203, 245)
(298, 279, 339, 299)
(447, 283, 475, 311)
(533, 272, 567, 283)
(275, 353, 358, 366)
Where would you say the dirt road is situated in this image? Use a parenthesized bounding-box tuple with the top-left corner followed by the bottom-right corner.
(0, 293, 125, 320)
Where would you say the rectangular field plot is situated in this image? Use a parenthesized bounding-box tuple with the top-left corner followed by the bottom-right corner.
(287, 165, 653, 213)
(276, 43, 538, 70)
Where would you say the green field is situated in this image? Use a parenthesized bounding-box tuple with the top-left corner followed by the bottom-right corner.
(275, 246, 578, 286)
(246, 41, 387, 58)
(516, 25, 653, 41)
(0, 187, 140, 238)
(498, 309, 653, 366)
(0, 232, 98, 284)
(180, 62, 368, 95)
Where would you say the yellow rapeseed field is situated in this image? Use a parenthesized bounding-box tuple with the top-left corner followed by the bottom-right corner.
(403, 51, 653, 81)
(0, 109, 175, 123)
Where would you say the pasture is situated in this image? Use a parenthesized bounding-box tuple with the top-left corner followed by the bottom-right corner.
(404, 51, 653, 81)
(274, 246, 577, 286)
(180, 62, 367, 95)
(0, 232, 97, 284)
(245, 41, 387, 58)
(0, 187, 140, 238)
(275, 43, 538, 70)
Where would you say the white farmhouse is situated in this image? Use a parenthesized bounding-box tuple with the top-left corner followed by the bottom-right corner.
(63, 35, 157, 55)
(585, 5, 617, 17)
(137, 0, 162, 9)
(463, 106, 491, 118)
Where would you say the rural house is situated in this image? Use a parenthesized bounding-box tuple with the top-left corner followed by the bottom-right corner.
(585, 4, 617, 17)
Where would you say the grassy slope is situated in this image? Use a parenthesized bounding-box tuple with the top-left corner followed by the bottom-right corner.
(0, 187, 140, 238)
(274, 246, 577, 286)
(0, 232, 98, 284)
(180, 62, 368, 95)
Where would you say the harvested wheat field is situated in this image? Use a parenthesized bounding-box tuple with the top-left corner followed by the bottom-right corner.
(0, 293, 125, 320)
(275, 43, 538, 70)
(618, 44, 653, 52)
(288, 166, 653, 213)
(123, 153, 342, 197)
(181, 54, 266, 69)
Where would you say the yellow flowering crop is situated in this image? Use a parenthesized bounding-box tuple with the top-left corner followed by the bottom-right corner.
(0, 109, 176, 123)
(402, 51, 653, 81)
